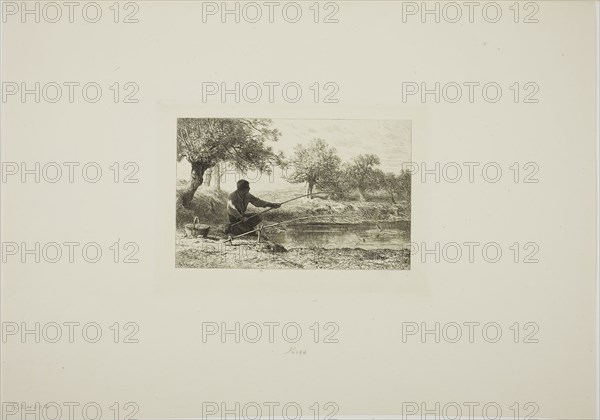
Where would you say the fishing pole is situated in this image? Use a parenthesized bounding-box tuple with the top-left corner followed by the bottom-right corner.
(223, 214, 340, 243)
(229, 191, 331, 228)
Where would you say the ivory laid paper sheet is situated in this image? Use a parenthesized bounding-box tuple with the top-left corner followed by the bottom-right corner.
(1, 1, 597, 419)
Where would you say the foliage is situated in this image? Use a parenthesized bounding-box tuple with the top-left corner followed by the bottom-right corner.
(284, 138, 342, 197)
(177, 118, 283, 171)
(319, 164, 354, 199)
(177, 118, 284, 207)
(397, 168, 411, 207)
(345, 154, 381, 200)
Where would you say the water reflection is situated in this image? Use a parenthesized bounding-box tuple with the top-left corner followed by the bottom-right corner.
(267, 221, 410, 250)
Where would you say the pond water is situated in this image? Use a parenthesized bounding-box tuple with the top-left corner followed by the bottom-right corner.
(266, 221, 410, 250)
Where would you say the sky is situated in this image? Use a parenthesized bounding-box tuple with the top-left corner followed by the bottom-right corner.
(177, 119, 412, 191)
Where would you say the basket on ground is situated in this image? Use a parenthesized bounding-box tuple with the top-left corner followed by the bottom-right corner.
(185, 217, 210, 238)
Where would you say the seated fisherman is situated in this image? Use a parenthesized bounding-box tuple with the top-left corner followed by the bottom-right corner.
(225, 179, 281, 235)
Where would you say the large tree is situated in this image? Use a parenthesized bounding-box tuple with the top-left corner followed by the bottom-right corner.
(346, 154, 381, 201)
(285, 138, 341, 198)
(177, 118, 283, 207)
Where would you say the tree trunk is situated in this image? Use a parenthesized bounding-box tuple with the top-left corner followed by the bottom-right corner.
(307, 182, 314, 199)
(212, 163, 221, 191)
(204, 168, 212, 187)
(181, 161, 207, 208)
(357, 187, 366, 201)
(389, 191, 396, 204)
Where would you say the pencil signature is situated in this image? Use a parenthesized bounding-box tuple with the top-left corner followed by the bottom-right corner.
(284, 346, 307, 355)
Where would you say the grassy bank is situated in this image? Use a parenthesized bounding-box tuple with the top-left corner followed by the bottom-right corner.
(176, 184, 229, 228)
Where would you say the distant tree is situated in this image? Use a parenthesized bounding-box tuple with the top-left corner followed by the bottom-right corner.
(381, 171, 399, 204)
(397, 168, 411, 214)
(204, 162, 225, 192)
(346, 154, 381, 201)
(204, 167, 213, 188)
(375, 169, 412, 206)
(285, 138, 342, 198)
(320, 165, 352, 200)
(212, 163, 222, 191)
(177, 118, 283, 208)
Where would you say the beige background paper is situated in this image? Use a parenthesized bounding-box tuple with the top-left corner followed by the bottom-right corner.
(1, 1, 597, 419)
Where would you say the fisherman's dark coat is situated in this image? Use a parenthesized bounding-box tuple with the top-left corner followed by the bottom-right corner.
(227, 190, 272, 219)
